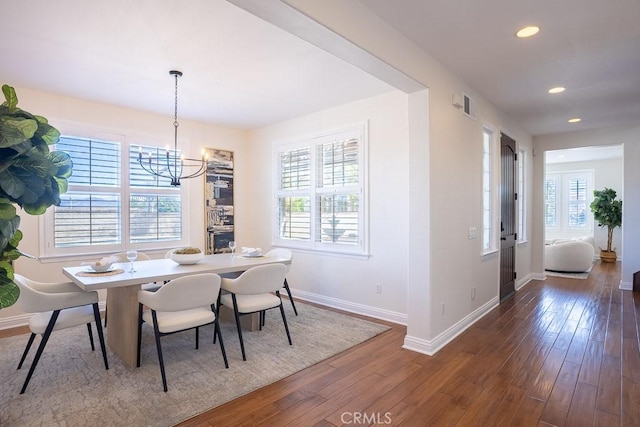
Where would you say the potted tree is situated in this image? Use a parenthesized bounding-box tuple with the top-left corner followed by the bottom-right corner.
(0, 84, 73, 309)
(590, 187, 622, 263)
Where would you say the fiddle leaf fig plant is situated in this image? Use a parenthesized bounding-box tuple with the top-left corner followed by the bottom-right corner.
(590, 187, 622, 253)
(0, 84, 73, 309)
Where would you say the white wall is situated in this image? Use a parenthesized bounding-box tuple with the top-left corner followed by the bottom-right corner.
(246, 91, 409, 318)
(533, 125, 640, 288)
(1, 86, 248, 326)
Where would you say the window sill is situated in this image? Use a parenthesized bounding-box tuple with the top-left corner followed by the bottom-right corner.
(481, 249, 499, 258)
(272, 244, 370, 260)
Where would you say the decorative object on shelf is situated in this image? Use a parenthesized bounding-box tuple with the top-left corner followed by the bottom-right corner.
(204, 148, 234, 254)
(0, 85, 73, 309)
(590, 187, 622, 263)
(137, 70, 207, 186)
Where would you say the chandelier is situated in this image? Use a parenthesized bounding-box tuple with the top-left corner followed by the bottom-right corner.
(137, 70, 207, 186)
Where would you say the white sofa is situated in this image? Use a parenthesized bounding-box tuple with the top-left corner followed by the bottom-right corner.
(545, 237, 595, 273)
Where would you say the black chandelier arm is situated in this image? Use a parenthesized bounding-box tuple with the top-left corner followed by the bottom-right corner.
(178, 161, 207, 179)
(137, 158, 179, 180)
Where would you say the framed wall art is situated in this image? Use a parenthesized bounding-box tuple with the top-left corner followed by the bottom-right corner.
(204, 148, 234, 254)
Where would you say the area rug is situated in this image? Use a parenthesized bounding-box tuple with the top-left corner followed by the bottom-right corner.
(545, 262, 594, 280)
(0, 302, 389, 426)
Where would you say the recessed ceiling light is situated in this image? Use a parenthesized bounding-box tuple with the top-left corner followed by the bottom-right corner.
(516, 26, 540, 38)
(548, 86, 566, 94)
(568, 118, 582, 123)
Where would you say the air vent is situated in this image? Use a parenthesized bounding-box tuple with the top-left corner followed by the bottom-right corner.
(463, 93, 476, 119)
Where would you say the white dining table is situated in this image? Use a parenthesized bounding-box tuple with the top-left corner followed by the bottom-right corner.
(63, 253, 290, 367)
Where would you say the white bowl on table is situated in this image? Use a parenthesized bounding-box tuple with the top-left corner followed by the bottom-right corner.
(170, 252, 204, 265)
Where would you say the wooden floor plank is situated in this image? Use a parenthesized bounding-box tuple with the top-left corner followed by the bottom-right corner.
(565, 381, 597, 427)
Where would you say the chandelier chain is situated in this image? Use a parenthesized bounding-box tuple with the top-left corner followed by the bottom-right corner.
(174, 72, 179, 128)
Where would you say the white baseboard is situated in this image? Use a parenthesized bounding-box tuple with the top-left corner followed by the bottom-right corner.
(516, 272, 542, 290)
(620, 281, 633, 291)
(402, 296, 499, 356)
(292, 289, 407, 325)
(0, 313, 32, 330)
(0, 301, 107, 331)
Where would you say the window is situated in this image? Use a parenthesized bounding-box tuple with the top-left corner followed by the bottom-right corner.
(44, 135, 185, 256)
(544, 177, 557, 227)
(273, 123, 367, 255)
(518, 148, 527, 242)
(545, 170, 593, 233)
(567, 177, 588, 227)
(482, 126, 498, 253)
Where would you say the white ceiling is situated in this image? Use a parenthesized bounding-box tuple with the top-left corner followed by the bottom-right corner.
(0, 0, 393, 129)
(546, 145, 624, 164)
(360, 0, 640, 136)
(1, 0, 639, 136)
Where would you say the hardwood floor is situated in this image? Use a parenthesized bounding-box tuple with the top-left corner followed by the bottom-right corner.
(2, 261, 637, 425)
(176, 261, 639, 426)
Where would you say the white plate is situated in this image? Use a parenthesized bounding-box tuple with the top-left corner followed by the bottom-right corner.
(86, 267, 116, 274)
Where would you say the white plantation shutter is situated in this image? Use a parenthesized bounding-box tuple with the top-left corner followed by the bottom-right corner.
(274, 123, 367, 254)
(129, 194, 182, 243)
(545, 178, 557, 227)
(55, 192, 121, 246)
(316, 138, 359, 245)
(277, 147, 311, 241)
(54, 137, 121, 246)
(568, 177, 588, 227)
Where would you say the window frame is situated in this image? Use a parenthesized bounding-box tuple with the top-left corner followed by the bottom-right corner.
(482, 125, 500, 255)
(272, 122, 369, 257)
(517, 148, 527, 243)
(41, 128, 190, 260)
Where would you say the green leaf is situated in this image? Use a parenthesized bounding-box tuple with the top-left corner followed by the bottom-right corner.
(49, 151, 73, 178)
(0, 201, 16, 220)
(0, 281, 19, 310)
(0, 116, 38, 148)
(34, 116, 60, 146)
(1, 84, 18, 111)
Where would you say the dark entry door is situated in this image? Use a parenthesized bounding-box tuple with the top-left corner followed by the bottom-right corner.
(500, 132, 517, 302)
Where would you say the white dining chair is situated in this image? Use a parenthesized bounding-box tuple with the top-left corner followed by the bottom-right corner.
(265, 248, 298, 315)
(105, 251, 160, 326)
(219, 264, 291, 361)
(137, 273, 228, 392)
(14, 274, 109, 394)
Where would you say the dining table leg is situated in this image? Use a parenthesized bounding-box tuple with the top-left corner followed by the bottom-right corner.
(106, 284, 141, 368)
